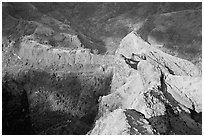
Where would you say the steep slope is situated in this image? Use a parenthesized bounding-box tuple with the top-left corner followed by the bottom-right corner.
(137, 9, 202, 70)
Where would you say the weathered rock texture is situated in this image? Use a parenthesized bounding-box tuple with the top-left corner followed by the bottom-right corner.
(2, 31, 202, 135)
(89, 32, 202, 135)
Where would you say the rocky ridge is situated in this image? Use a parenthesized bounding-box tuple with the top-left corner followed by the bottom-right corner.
(2, 30, 202, 134)
(89, 32, 202, 135)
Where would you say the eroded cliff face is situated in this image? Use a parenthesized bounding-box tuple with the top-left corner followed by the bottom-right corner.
(2, 32, 202, 135)
(2, 36, 114, 134)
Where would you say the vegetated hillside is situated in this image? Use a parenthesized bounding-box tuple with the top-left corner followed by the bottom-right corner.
(2, 2, 105, 54)
(3, 2, 202, 57)
(137, 9, 202, 70)
(31, 2, 202, 56)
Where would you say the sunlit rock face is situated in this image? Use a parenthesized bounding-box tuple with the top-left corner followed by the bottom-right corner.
(2, 31, 202, 135)
(90, 32, 202, 135)
(2, 2, 202, 135)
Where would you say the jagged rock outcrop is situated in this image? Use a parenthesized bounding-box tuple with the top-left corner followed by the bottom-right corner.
(2, 2, 202, 135)
(89, 32, 202, 135)
(116, 32, 201, 77)
(2, 31, 202, 135)
(89, 109, 155, 135)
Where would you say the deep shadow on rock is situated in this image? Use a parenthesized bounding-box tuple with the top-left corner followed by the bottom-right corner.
(2, 81, 32, 134)
(2, 69, 113, 135)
